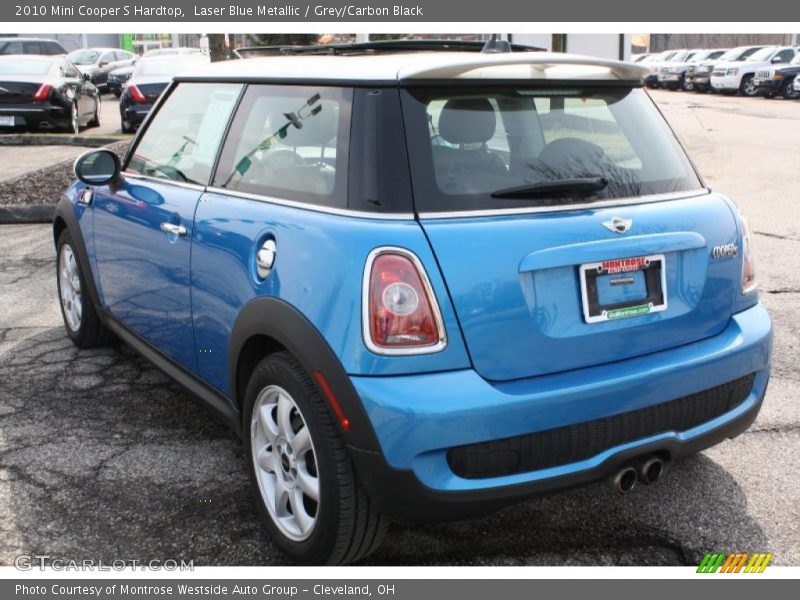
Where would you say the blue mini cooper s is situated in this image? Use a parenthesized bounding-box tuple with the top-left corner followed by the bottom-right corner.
(55, 43, 772, 564)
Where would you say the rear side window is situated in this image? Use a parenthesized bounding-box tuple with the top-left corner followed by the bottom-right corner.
(214, 84, 351, 208)
(402, 86, 704, 213)
(127, 82, 243, 185)
(23, 41, 43, 54)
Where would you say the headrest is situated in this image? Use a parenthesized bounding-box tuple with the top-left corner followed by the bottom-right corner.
(438, 98, 496, 146)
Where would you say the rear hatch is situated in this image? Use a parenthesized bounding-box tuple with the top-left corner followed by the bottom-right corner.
(401, 81, 742, 381)
(420, 195, 740, 381)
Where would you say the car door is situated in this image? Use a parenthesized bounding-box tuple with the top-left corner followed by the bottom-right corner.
(60, 61, 92, 121)
(95, 51, 116, 85)
(92, 81, 243, 371)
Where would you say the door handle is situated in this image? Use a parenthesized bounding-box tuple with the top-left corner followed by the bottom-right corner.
(160, 222, 187, 236)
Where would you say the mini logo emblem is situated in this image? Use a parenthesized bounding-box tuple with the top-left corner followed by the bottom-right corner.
(602, 217, 633, 234)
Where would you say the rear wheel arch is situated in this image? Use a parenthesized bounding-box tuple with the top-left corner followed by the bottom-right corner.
(228, 297, 381, 453)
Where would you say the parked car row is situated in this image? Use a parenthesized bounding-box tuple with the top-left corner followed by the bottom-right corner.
(643, 44, 800, 99)
(0, 38, 206, 134)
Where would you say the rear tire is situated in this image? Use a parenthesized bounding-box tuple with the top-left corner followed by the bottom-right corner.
(63, 102, 80, 134)
(57, 230, 112, 348)
(88, 99, 101, 128)
(243, 352, 388, 565)
(120, 110, 133, 134)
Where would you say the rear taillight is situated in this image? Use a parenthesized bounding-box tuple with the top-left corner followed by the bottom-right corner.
(32, 83, 52, 102)
(127, 84, 146, 103)
(363, 248, 446, 354)
(740, 214, 758, 294)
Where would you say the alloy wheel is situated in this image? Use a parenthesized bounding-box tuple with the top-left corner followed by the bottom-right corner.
(58, 244, 82, 332)
(251, 384, 320, 542)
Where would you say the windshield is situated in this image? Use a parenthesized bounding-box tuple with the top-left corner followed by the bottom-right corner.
(0, 59, 53, 75)
(66, 50, 100, 65)
(669, 51, 692, 62)
(402, 86, 703, 212)
(747, 47, 777, 62)
(134, 58, 203, 77)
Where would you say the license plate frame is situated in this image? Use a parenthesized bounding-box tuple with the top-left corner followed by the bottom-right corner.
(0, 115, 15, 127)
(579, 254, 668, 324)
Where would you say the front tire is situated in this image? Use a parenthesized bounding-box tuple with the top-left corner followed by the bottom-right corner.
(740, 74, 758, 96)
(244, 352, 387, 565)
(783, 79, 800, 100)
(57, 230, 111, 348)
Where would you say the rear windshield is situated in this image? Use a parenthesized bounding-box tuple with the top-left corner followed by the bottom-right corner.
(401, 86, 704, 213)
(0, 59, 53, 75)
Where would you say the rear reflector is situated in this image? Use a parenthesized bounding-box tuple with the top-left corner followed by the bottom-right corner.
(32, 83, 52, 102)
(363, 248, 446, 354)
(313, 371, 350, 432)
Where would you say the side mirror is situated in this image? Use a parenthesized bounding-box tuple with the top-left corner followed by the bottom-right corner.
(771, 55, 783, 63)
(74, 149, 121, 186)
(99, 61, 109, 67)
(83, 72, 92, 81)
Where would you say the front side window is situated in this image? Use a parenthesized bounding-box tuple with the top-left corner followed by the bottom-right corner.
(402, 86, 704, 213)
(67, 50, 100, 65)
(214, 84, 351, 208)
(127, 82, 243, 185)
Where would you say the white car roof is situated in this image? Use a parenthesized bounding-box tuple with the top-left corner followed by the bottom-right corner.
(179, 51, 649, 83)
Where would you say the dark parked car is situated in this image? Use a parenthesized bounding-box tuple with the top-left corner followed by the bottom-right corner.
(119, 54, 207, 133)
(67, 48, 136, 89)
(107, 65, 134, 97)
(0, 55, 100, 133)
(754, 53, 800, 99)
(0, 37, 67, 56)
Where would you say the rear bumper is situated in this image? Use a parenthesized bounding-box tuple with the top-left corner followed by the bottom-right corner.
(0, 104, 68, 129)
(122, 104, 151, 126)
(349, 302, 771, 520)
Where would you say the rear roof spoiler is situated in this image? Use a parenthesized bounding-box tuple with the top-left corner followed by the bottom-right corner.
(398, 53, 650, 81)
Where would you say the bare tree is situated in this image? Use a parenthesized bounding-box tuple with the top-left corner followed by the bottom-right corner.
(208, 34, 228, 62)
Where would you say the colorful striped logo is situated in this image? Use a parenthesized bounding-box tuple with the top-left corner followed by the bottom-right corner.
(697, 552, 773, 573)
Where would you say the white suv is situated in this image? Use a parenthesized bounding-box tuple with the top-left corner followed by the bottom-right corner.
(710, 46, 798, 96)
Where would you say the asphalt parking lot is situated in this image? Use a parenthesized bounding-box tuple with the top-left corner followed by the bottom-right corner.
(0, 89, 798, 566)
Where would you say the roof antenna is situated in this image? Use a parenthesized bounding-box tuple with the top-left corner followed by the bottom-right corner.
(482, 34, 512, 54)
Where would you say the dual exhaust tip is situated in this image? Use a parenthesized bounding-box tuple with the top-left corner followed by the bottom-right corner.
(612, 455, 665, 494)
